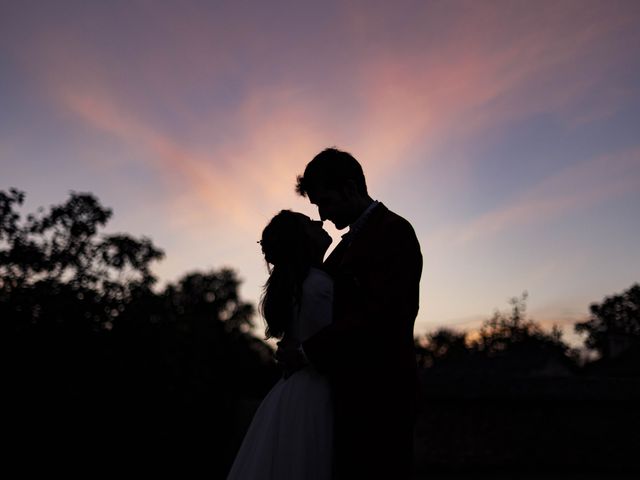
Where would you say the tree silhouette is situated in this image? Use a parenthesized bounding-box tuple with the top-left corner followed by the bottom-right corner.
(575, 283, 640, 359)
(1, 188, 276, 475)
(162, 269, 254, 332)
(0, 188, 164, 333)
(415, 328, 469, 369)
(467, 293, 575, 374)
(415, 293, 577, 376)
(473, 293, 542, 352)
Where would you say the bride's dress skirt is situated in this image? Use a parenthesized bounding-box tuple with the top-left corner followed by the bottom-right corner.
(227, 366, 333, 480)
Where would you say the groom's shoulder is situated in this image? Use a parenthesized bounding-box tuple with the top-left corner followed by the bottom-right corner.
(376, 203, 418, 237)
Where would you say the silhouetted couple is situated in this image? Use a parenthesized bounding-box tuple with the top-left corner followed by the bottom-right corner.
(227, 148, 423, 479)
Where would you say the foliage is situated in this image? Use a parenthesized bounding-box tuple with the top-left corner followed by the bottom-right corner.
(415, 328, 468, 369)
(162, 269, 254, 332)
(2, 188, 277, 473)
(575, 283, 640, 358)
(0, 188, 164, 331)
(416, 293, 577, 374)
(470, 292, 566, 356)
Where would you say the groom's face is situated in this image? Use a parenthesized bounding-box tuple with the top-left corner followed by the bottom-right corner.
(307, 184, 352, 230)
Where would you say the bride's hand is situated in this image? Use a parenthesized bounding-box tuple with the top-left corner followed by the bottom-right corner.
(275, 337, 308, 378)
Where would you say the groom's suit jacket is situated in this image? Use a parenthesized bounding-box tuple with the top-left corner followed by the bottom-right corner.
(303, 202, 422, 479)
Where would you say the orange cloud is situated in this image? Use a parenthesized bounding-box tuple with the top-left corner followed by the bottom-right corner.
(348, 0, 637, 161)
(34, 1, 637, 309)
(19, 0, 635, 232)
(5, 0, 639, 343)
(60, 89, 254, 223)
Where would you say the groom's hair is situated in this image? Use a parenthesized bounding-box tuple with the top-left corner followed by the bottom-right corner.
(296, 147, 368, 197)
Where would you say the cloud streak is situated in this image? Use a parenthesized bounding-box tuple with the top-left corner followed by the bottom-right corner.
(446, 147, 640, 245)
(22, 2, 636, 171)
(3, 0, 640, 339)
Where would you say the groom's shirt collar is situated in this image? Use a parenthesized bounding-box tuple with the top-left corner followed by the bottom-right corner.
(341, 200, 380, 244)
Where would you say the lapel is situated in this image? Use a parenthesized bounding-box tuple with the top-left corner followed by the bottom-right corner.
(323, 236, 349, 277)
(322, 203, 388, 275)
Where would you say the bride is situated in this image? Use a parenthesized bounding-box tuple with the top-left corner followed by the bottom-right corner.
(227, 210, 334, 480)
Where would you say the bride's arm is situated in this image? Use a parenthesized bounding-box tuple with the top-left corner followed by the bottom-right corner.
(298, 272, 334, 342)
(275, 333, 308, 379)
(275, 271, 333, 374)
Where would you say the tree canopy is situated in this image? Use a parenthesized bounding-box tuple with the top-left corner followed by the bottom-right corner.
(575, 283, 640, 359)
(415, 293, 576, 375)
(2, 188, 276, 474)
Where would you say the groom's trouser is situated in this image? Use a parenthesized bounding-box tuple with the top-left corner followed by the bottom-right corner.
(332, 377, 416, 479)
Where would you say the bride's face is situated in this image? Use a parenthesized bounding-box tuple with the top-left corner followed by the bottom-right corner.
(301, 216, 332, 258)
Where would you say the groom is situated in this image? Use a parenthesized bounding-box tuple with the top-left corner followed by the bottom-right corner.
(291, 148, 422, 479)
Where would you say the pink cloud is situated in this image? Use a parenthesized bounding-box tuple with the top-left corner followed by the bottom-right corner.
(5, 0, 639, 343)
(56, 83, 338, 235)
(59, 88, 258, 225)
(347, 0, 638, 159)
(16, 0, 639, 238)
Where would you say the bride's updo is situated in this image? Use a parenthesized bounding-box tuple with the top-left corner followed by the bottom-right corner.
(259, 210, 314, 339)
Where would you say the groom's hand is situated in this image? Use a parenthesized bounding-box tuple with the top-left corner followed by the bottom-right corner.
(275, 337, 308, 379)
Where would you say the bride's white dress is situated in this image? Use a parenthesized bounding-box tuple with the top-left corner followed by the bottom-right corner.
(227, 268, 334, 480)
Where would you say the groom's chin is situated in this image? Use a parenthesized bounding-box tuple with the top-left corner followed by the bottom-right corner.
(332, 221, 348, 230)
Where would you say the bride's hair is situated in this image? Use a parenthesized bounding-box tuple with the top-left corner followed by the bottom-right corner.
(259, 210, 314, 339)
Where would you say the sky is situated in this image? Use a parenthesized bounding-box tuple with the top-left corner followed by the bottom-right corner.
(2, 0, 639, 347)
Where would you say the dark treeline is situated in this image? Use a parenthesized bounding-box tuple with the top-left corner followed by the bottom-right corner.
(1, 189, 277, 476)
(412, 286, 640, 474)
(415, 292, 578, 376)
(2, 188, 639, 476)
(414, 287, 640, 377)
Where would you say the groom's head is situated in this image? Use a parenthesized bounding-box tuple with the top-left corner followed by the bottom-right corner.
(296, 148, 371, 230)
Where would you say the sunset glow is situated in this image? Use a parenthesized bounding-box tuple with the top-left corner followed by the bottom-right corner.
(2, 0, 639, 346)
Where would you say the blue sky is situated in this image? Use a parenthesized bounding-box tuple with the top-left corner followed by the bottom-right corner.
(2, 0, 639, 346)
